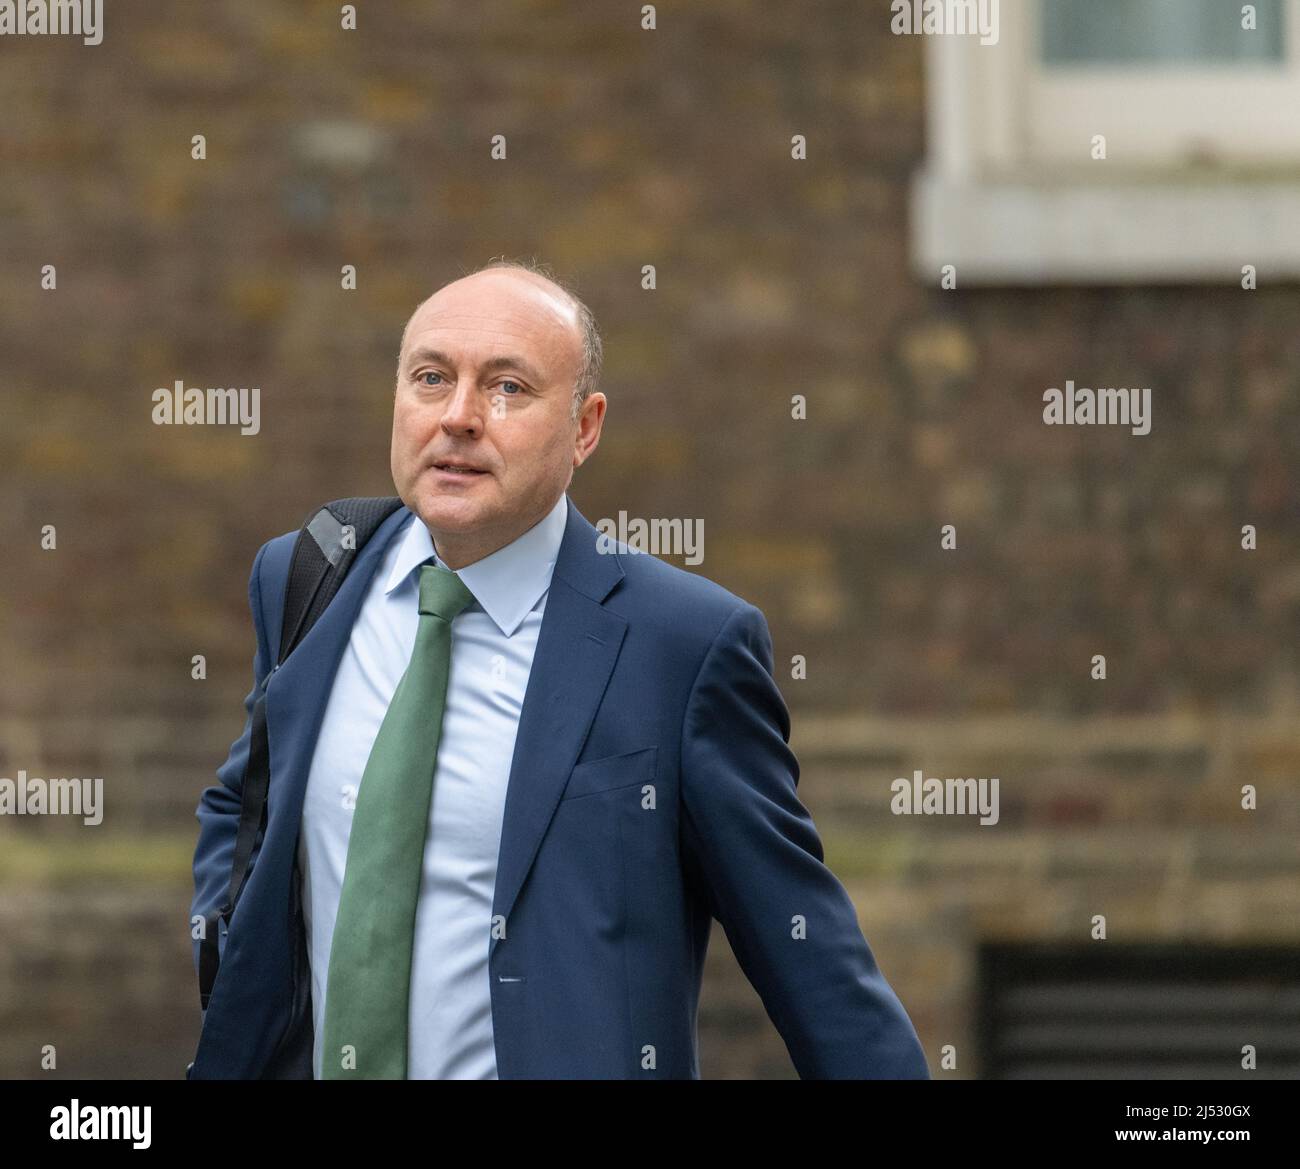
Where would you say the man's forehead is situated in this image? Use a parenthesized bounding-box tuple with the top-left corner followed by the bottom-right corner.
(402, 273, 579, 354)
(416, 272, 573, 326)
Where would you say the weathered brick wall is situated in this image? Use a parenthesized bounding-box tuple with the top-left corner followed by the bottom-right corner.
(1, 1, 1297, 1078)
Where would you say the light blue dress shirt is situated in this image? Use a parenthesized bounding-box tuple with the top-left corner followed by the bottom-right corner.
(297, 490, 569, 1079)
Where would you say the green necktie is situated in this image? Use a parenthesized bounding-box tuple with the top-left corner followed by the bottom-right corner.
(320, 561, 476, 1079)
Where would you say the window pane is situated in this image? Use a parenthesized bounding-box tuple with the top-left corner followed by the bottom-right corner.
(1041, 0, 1284, 64)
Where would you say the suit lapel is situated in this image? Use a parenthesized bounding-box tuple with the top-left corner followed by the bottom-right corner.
(490, 496, 626, 953)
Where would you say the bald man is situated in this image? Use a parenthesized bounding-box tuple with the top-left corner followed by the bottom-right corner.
(188, 259, 929, 1080)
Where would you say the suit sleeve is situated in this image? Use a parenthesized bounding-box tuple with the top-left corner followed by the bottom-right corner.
(189, 539, 273, 983)
(679, 603, 930, 1079)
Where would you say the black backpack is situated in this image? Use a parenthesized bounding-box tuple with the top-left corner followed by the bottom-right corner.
(197, 496, 406, 1010)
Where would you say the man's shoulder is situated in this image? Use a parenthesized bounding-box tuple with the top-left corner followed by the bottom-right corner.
(253, 526, 305, 588)
(606, 541, 764, 642)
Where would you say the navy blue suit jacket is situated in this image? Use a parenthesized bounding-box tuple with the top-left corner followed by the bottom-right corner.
(188, 495, 929, 1079)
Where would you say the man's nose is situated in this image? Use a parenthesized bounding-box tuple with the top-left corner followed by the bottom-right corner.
(441, 379, 482, 434)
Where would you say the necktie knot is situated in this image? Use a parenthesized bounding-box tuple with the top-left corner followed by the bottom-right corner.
(418, 562, 475, 621)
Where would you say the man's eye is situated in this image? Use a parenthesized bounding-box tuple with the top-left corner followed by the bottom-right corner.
(420, 372, 443, 386)
(499, 380, 521, 394)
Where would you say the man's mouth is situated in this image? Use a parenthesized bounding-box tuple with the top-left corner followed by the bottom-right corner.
(432, 462, 488, 476)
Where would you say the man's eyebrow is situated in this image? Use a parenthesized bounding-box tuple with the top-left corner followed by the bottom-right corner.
(405, 346, 546, 385)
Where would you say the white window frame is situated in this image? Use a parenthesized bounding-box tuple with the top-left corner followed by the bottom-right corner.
(911, 0, 1300, 283)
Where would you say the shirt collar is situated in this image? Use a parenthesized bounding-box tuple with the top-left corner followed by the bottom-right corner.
(383, 492, 569, 637)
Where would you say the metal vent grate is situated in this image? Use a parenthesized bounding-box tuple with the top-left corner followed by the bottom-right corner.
(977, 944, 1300, 1079)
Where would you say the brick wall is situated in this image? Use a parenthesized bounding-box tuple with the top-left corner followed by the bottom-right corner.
(0, 1, 1297, 1078)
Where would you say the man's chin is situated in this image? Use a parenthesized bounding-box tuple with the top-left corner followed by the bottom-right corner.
(413, 491, 492, 532)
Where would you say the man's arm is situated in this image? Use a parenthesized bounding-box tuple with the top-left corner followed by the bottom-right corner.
(189, 540, 273, 984)
(679, 603, 930, 1079)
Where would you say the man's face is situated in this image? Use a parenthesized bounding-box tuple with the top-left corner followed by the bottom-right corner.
(391, 270, 602, 562)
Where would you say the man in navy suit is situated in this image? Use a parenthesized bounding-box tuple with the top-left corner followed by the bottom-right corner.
(188, 258, 929, 1079)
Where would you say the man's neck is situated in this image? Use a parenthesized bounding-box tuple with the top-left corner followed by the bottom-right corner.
(429, 498, 560, 570)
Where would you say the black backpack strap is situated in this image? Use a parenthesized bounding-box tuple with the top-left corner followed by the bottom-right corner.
(199, 496, 405, 1010)
(279, 496, 407, 662)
